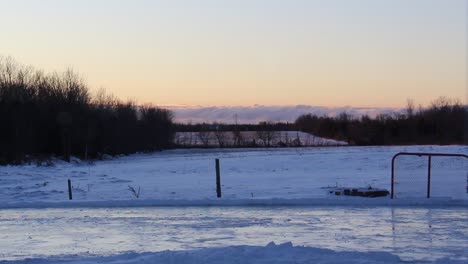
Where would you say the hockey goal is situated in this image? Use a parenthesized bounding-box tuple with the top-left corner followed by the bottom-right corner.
(391, 152, 468, 199)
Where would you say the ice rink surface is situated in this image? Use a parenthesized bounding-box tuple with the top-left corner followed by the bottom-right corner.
(0, 206, 467, 263)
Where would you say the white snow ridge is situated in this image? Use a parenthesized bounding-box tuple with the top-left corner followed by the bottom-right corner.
(2, 242, 464, 264)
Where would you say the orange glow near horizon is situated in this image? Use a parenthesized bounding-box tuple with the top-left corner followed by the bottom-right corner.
(0, 0, 466, 108)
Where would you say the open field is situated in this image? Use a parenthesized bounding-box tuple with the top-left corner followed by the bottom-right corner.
(0, 145, 466, 207)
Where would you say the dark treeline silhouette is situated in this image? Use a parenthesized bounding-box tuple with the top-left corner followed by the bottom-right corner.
(175, 98, 466, 147)
(0, 57, 174, 165)
(175, 121, 294, 133)
(175, 121, 296, 148)
(295, 98, 467, 145)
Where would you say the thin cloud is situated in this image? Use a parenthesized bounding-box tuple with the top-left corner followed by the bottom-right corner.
(166, 105, 401, 124)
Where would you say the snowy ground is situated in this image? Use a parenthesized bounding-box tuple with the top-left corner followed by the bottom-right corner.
(0, 145, 467, 263)
(0, 145, 466, 207)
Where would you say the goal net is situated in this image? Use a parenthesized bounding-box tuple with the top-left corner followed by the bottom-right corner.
(393, 155, 467, 199)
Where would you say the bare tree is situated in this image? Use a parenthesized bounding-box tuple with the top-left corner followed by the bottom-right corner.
(232, 114, 244, 147)
(256, 121, 278, 147)
(232, 130, 243, 147)
(406, 98, 415, 117)
(214, 125, 227, 147)
(198, 124, 212, 147)
(198, 131, 211, 147)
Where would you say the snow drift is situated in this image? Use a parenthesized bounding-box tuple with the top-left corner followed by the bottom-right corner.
(1, 242, 464, 264)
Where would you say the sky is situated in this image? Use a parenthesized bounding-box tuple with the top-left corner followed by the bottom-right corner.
(0, 0, 466, 108)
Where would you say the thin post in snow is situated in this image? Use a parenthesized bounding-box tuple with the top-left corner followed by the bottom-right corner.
(68, 179, 73, 200)
(427, 156, 431, 198)
(216, 159, 221, 198)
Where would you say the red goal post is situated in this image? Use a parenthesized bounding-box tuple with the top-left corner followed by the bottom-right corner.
(391, 152, 468, 199)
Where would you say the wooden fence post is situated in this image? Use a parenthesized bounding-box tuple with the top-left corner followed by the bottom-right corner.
(68, 179, 73, 200)
(216, 159, 221, 198)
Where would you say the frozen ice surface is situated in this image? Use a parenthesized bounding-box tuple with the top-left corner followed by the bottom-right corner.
(0, 207, 467, 263)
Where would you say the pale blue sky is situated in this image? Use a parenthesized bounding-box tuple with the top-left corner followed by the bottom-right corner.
(0, 0, 466, 107)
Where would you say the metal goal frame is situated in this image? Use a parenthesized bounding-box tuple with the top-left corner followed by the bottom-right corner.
(391, 152, 468, 199)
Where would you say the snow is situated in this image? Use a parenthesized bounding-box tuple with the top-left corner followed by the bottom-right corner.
(0, 145, 466, 208)
(0, 145, 467, 263)
(2, 242, 455, 264)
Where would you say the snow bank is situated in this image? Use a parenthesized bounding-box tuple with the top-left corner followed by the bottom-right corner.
(1, 242, 463, 264)
(2, 197, 467, 209)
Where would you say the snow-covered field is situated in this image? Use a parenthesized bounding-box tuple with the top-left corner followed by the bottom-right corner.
(0, 145, 467, 263)
(0, 145, 466, 207)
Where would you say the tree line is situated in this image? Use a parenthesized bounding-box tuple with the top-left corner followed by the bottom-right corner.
(0, 56, 174, 165)
(295, 98, 467, 145)
(175, 121, 297, 148)
(176, 98, 467, 147)
(1, 57, 464, 164)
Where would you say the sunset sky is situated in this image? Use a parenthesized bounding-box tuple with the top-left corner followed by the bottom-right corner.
(0, 0, 466, 108)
